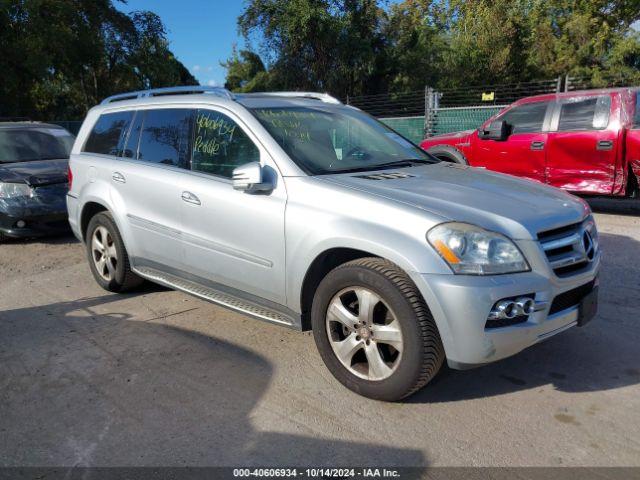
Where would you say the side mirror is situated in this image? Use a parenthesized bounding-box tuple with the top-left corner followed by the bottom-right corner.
(478, 120, 510, 141)
(232, 162, 274, 193)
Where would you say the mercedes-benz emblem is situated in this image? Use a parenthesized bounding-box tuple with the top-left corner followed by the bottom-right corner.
(582, 229, 595, 261)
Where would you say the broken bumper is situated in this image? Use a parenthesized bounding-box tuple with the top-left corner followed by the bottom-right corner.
(0, 191, 69, 238)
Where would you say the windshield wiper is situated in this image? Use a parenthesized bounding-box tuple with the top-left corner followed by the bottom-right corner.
(369, 159, 432, 169)
(327, 159, 431, 175)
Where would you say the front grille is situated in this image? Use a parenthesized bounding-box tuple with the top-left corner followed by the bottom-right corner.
(537, 217, 598, 277)
(549, 280, 596, 315)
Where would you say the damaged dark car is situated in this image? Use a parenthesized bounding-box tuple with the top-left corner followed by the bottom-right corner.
(0, 121, 74, 241)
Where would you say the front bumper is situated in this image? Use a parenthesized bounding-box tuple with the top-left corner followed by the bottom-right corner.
(0, 211, 69, 238)
(0, 189, 69, 238)
(411, 244, 601, 369)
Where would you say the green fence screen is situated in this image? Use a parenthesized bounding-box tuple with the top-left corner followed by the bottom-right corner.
(381, 105, 505, 144)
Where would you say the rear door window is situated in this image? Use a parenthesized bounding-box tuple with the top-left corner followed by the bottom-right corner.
(83, 111, 133, 156)
(557, 96, 611, 131)
(137, 109, 193, 168)
(191, 109, 260, 178)
(498, 101, 550, 133)
(633, 92, 640, 128)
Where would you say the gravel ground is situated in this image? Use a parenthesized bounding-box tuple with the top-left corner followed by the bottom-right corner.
(0, 199, 639, 467)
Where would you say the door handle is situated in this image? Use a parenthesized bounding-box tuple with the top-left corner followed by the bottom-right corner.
(181, 191, 201, 205)
(530, 141, 545, 151)
(112, 172, 126, 183)
(596, 140, 613, 151)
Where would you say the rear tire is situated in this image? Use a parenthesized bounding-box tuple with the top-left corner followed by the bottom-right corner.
(86, 212, 143, 292)
(311, 257, 445, 401)
(0, 232, 7, 243)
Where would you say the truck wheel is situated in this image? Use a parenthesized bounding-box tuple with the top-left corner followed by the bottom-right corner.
(311, 258, 445, 401)
(427, 145, 468, 164)
(86, 212, 143, 292)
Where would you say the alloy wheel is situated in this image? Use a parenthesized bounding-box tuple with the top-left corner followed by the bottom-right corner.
(91, 225, 117, 281)
(325, 286, 403, 381)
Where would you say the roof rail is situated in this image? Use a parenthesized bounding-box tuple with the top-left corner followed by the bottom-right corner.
(237, 92, 342, 104)
(100, 86, 235, 105)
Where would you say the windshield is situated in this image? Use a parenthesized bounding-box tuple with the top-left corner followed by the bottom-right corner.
(251, 106, 435, 174)
(0, 128, 74, 163)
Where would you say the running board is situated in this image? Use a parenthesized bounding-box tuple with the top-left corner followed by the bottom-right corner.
(133, 266, 298, 328)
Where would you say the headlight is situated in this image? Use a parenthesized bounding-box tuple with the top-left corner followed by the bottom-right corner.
(427, 222, 530, 275)
(0, 182, 33, 199)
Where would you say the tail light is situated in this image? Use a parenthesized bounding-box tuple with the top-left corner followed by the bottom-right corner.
(67, 165, 73, 189)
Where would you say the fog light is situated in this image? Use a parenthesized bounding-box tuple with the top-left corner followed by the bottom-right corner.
(488, 295, 535, 321)
(16, 220, 26, 228)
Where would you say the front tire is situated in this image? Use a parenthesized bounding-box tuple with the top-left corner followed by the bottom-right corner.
(427, 145, 468, 164)
(311, 258, 445, 401)
(86, 212, 143, 292)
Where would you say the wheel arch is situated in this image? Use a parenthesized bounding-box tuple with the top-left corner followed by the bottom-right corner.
(427, 144, 469, 165)
(80, 201, 109, 242)
(299, 247, 377, 330)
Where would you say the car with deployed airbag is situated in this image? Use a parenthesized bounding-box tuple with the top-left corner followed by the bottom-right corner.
(0, 121, 74, 241)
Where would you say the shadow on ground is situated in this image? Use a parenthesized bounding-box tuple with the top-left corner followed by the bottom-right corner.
(0, 294, 424, 467)
(586, 196, 640, 216)
(0, 231, 78, 245)
(411, 231, 640, 403)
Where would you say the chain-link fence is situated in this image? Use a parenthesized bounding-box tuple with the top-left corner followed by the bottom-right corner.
(349, 75, 640, 143)
(349, 78, 564, 142)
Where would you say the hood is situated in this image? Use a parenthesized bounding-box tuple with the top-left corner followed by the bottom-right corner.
(319, 163, 590, 240)
(0, 158, 68, 186)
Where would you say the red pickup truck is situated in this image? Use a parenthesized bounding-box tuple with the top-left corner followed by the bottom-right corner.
(420, 88, 640, 197)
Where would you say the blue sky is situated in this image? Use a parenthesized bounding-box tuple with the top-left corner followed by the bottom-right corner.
(118, 0, 247, 87)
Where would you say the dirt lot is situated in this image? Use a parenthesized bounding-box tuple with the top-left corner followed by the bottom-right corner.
(1, 199, 639, 467)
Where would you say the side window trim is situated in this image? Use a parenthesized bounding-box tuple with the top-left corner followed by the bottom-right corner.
(120, 110, 140, 159)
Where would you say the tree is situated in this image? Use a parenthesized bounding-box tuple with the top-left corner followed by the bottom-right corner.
(225, 0, 640, 95)
(222, 46, 273, 92)
(228, 0, 387, 97)
(0, 0, 197, 119)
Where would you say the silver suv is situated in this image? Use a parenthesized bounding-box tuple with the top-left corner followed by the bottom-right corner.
(68, 87, 600, 401)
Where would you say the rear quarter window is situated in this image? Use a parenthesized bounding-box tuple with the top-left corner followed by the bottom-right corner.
(83, 111, 134, 156)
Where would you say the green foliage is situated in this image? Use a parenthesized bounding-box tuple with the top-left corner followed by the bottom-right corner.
(235, 0, 387, 96)
(0, 0, 197, 119)
(226, 0, 640, 96)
